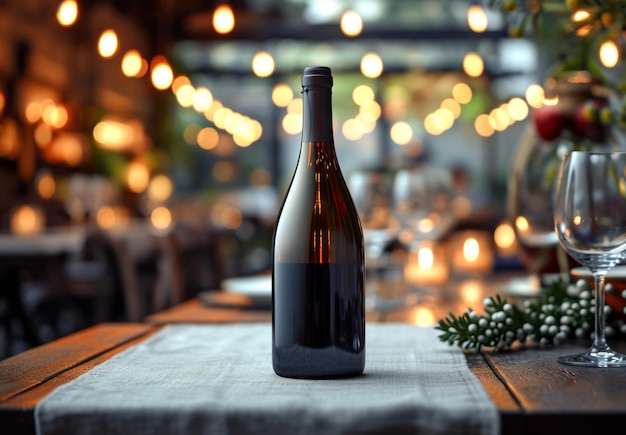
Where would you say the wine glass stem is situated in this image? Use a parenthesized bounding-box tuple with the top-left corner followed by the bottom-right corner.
(592, 273, 608, 350)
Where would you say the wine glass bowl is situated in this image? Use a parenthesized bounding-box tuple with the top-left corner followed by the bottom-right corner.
(348, 171, 398, 259)
(392, 166, 456, 249)
(508, 136, 564, 280)
(348, 171, 399, 309)
(554, 151, 626, 367)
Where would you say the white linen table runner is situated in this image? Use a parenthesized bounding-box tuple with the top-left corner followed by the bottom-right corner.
(35, 323, 499, 435)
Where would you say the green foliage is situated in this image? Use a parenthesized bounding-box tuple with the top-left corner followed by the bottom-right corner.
(485, 1, 626, 91)
(436, 278, 626, 352)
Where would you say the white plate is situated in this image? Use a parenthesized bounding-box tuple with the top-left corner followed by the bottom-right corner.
(199, 275, 272, 309)
(221, 275, 272, 297)
(222, 275, 272, 307)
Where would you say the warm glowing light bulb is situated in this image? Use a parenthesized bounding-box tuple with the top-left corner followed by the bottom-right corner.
(572, 10, 592, 36)
(272, 84, 293, 107)
(340, 10, 363, 37)
(507, 97, 529, 121)
(125, 161, 150, 193)
(599, 40, 620, 68)
(360, 52, 383, 78)
(489, 107, 510, 131)
(342, 118, 363, 141)
(462, 52, 484, 77)
(467, 5, 488, 33)
(151, 206, 172, 230)
(440, 98, 461, 119)
(359, 100, 381, 122)
(352, 85, 375, 106)
(251, 51, 275, 78)
(213, 4, 235, 34)
(96, 206, 116, 229)
(122, 50, 143, 77)
(197, 127, 220, 150)
(151, 58, 174, 90)
(176, 84, 195, 107)
(40, 103, 68, 129)
(36, 171, 56, 199)
(525, 84, 545, 108)
(282, 113, 302, 135)
(474, 114, 494, 137)
(34, 124, 52, 147)
(57, 0, 78, 27)
(424, 114, 444, 136)
(452, 82, 472, 104)
(390, 121, 412, 145)
(192, 87, 214, 112)
(25, 102, 42, 123)
(219, 205, 243, 230)
(287, 98, 302, 114)
(148, 175, 174, 202)
(171, 76, 191, 94)
(98, 29, 118, 58)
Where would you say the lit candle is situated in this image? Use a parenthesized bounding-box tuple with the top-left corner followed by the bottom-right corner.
(10, 205, 45, 235)
(451, 231, 494, 275)
(493, 220, 519, 257)
(150, 205, 173, 232)
(409, 305, 437, 326)
(404, 242, 449, 286)
(96, 205, 129, 229)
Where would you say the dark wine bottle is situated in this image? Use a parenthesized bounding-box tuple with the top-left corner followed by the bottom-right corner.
(272, 66, 365, 379)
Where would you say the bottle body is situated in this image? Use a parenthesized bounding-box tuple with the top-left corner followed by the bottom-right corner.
(272, 67, 365, 379)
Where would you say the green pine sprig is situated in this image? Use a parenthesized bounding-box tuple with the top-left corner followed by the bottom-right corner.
(436, 278, 625, 352)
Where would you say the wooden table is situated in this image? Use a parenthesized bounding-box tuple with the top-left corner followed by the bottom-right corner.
(148, 294, 626, 434)
(2, 281, 626, 434)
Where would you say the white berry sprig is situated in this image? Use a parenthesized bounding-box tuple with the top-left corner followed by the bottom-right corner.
(436, 278, 624, 352)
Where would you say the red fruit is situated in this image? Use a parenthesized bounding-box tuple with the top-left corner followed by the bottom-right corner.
(572, 98, 609, 142)
(532, 106, 567, 141)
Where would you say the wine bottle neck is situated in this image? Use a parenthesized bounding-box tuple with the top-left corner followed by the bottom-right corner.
(301, 86, 333, 143)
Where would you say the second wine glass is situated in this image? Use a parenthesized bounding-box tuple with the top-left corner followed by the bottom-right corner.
(554, 151, 626, 367)
(348, 171, 399, 309)
(392, 165, 456, 249)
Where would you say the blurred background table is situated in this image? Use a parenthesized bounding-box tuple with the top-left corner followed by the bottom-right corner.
(0, 226, 87, 353)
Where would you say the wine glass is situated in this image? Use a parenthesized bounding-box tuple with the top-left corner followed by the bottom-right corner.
(507, 132, 569, 289)
(392, 165, 456, 249)
(554, 151, 626, 367)
(348, 171, 399, 308)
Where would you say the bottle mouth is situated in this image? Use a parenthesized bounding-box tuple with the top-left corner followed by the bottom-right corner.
(302, 66, 333, 87)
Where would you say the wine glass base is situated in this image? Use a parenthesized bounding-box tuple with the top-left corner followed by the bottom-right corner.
(558, 347, 626, 368)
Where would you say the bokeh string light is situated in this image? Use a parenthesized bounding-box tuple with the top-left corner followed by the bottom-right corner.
(42, 1, 557, 182)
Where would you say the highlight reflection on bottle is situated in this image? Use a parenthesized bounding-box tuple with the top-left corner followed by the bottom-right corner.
(272, 66, 365, 379)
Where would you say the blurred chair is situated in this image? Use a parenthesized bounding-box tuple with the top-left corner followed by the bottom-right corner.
(166, 221, 223, 297)
(56, 228, 124, 322)
(105, 219, 222, 322)
(28, 228, 124, 344)
(105, 222, 163, 322)
(0, 226, 122, 358)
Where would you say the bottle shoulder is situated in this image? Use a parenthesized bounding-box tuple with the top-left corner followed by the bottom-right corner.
(277, 169, 360, 223)
(274, 171, 364, 264)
